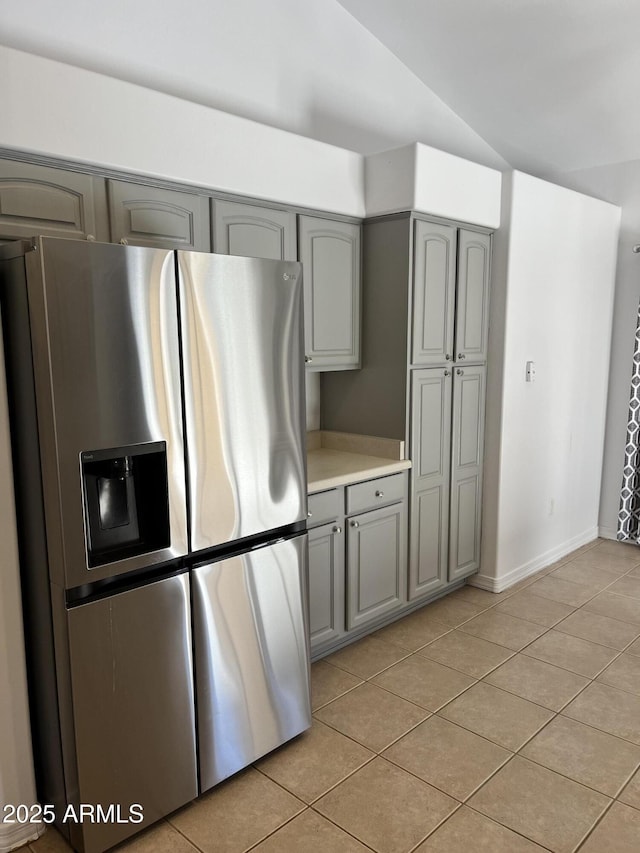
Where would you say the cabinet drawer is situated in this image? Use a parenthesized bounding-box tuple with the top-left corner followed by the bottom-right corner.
(307, 488, 344, 528)
(346, 473, 405, 515)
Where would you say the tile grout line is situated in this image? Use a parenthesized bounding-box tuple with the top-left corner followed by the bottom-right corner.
(164, 817, 208, 853)
(570, 796, 619, 852)
(304, 543, 640, 851)
(404, 801, 467, 853)
(516, 744, 640, 804)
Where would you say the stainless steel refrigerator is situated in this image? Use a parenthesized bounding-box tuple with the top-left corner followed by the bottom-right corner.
(0, 237, 311, 853)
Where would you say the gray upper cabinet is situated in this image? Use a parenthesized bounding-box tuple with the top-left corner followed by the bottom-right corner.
(409, 368, 451, 599)
(412, 221, 456, 366)
(299, 215, 361, 371)
(455, 230, 491, 364)
(0, 160, 109, 242)
(449, 365, 486, 581)
(108, 180, 210, 251)
(212, 200, 297, 260)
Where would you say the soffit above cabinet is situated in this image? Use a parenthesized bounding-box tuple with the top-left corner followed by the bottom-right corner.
(365, 143, 502, 229)
(1, 49, 502, 228)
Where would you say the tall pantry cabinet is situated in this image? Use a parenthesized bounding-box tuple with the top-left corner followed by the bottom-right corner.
(322, 213, 491, 600)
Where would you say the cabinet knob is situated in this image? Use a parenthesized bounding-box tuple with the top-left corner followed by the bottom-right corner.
(307, 511, 312, 518)
(457, 368, 464, 375)
(445, 353, 451, 360)
(305, 355, 313, 364)
(444, 369, 450, 377)
(458, 353, 466, 360)
(332, 525, 342, 534)
(119, 238, 129, 246)
(375, 490, 384, 497)
(86, 234, 96, 242)
(350, 520, 359, 528)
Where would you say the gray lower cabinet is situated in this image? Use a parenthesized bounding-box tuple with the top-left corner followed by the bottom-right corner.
(346, 475, 407, 630)
(409, 368, 452, 599)
(308, 472, 408, 653)
(299, 215, 361, 371)
(108, 180, 210, 250)
(0, 160, 109, 242)
(307, 487, 346, 654)
(450, 365, 486, 581)
(212, 199, 297, 260)
(346, 503, 407, 629)
(308, 521, 345, 649)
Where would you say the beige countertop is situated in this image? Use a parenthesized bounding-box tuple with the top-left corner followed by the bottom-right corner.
(306, 430, 411, 493)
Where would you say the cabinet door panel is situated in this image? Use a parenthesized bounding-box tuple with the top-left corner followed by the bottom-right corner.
(456, 230, 491, 363)
(412, 486, 448, 593)
(0, 160, 108, 241)
(409, 369, 451, 599)
(309, 522, 345, 650)
(450, 366, 486, 581)
(412, 221, 456, 365)
(213, 200, 297, 260)
(347, 503, 406, 630)
(299, 215, 360, 370)
(108, 180, 210, 250)
(453, 475, 482, 572)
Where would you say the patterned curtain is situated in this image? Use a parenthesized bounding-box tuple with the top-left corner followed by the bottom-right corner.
(618, 306, 640, 541)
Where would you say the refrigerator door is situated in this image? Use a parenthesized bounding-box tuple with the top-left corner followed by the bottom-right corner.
(24, 238, 187, 588)
(192, 535, 311, 791)
(178, 252, 307, 551)
(66, 572, 197, 853)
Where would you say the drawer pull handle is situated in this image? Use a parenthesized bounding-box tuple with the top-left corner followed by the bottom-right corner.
(375, 490, 384, 497)
(351, 520, 359, 528)
(333, 525, 342, 534)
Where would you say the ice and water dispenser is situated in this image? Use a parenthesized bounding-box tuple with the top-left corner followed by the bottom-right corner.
(81, 441, 170, 568)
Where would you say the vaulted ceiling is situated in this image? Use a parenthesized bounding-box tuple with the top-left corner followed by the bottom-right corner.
(1, 0, 635, 180)
(337, 0, 640, 177)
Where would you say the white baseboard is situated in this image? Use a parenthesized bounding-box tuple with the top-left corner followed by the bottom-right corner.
(0, 820, 44, 852)
(470, 527, 599, 593)
(598, 526, 619, 541)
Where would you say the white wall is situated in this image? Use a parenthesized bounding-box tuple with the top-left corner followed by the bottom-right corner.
(555, 159, 640, 539)
(0, 0, 506, 170)
(478, 172, 620, 591)
(0, 320, 39, 850)
(0, 47, 365, 218)
(365, 143, 502, 228)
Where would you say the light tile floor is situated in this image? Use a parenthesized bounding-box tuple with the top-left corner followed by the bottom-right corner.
(25, 538, 640, 853)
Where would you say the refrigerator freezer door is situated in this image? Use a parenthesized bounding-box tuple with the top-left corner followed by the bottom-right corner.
(24, 238, 188, 588)
(192, 535, 311, 792)
(67, 573, 197, 853)
(178, 252, 307, 551)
